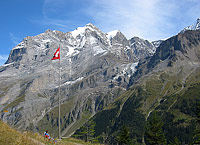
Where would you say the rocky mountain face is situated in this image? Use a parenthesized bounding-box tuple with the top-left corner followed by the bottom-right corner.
(77, 29, 200, 144)
(151, 39, 164, 48)
(130, 37, 156, 60)
(132, 29, 200, 81)
(0, 24, 155, 137)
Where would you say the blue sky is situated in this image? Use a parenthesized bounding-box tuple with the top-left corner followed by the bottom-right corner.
(0, 0, 200, 65)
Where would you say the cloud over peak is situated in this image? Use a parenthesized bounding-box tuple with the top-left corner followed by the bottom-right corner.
(40, 0, 200, 41)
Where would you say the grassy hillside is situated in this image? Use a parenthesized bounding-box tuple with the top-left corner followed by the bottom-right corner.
(73, 68, 200, 144)
(0, 120, 102, 145)
(0, 120, 37, 145)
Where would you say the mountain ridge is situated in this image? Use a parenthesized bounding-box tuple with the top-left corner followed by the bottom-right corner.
(0, 23, 155, 138)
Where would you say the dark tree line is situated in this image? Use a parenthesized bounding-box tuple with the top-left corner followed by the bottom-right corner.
(73, 100, 200, 145)
(193, 102, 200, 144)
(145, 112, 167, 145)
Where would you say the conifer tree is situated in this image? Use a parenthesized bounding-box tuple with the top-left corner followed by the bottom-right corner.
(169, 137, 181, 145)
(116, 125, 132, 145)
(144, 112, 167, 145)
(73, 120, 97, 143)
(88, 120, 98, 143)
(193, 102, 200, 144)
(174, 137, 181, 145)
(78, 123, 88, 142)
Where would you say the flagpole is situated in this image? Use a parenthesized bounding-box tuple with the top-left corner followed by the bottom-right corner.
(51, 46, 61, 139)
(58, 45, 61, 139)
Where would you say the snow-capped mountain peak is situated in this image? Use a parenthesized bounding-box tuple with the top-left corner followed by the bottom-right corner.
(181, 18, 200, 33)
(106, 30, 120, 40)
(70, 23, 102, 38)
(70, 26, 87, 38)
(85, 23, 95, 28)
(195, 18, 200, 29)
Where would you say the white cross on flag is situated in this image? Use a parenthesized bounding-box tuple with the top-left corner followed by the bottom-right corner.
(51, 47, 60, 60)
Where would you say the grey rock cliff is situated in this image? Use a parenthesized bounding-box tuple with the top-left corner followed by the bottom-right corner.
(129, 29, 200, 87)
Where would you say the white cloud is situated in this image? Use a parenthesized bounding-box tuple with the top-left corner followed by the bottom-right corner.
(0, 55, 8, 60)
(9, 33, 21, 46)
(40, 0, 200, 41)
(40, 0, 89, 32)
(88, 0, 199, 40)
(0, 55, 8, 66)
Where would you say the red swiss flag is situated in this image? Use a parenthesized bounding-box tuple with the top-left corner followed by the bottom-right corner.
(51, 47, 60, 60)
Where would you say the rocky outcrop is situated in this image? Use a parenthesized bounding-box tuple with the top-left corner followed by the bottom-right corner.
(151, 40, 164, 48)
(129, 30, 200, 87)
(130, 37, 156, 60)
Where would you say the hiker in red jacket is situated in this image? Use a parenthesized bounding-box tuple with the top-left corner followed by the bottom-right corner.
(44, 130, 56, 143)
(44, 130, 50, 139)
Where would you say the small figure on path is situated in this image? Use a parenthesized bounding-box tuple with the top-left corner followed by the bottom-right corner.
(44, 130, 56, 143)
(44, 130, 50, 139)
